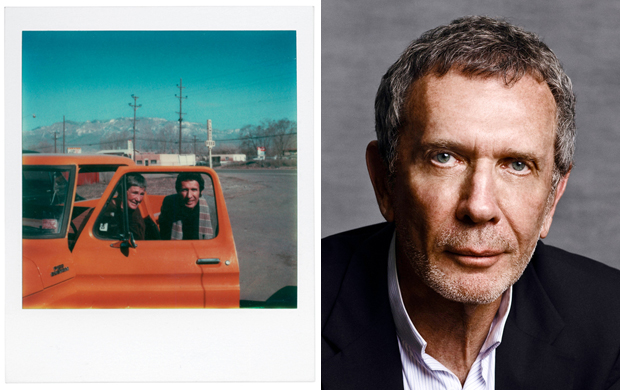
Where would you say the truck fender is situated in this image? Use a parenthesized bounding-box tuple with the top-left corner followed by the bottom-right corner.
(23, 255, 45, 297)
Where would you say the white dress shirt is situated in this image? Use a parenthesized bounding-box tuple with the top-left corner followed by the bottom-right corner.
(387, 234, 512, 390)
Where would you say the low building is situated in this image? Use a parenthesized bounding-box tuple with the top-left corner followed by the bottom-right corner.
(212, 154, 246, 165)
(135, 153, 196, 166)
(98, 140, 196, 166)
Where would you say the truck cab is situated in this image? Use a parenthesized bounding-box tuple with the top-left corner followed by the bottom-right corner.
(22, 154, 239, 308)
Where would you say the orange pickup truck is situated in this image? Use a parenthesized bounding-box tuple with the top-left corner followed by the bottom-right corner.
(22, 154, 240, 308)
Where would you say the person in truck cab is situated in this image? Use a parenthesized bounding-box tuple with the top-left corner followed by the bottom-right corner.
(159, 172, 215, 240)
(97, 173, 147, 240)
(124, 173, 147, 240)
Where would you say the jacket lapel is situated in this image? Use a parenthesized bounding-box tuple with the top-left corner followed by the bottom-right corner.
(496, 243, 577, 389)
(322, 225, 404, 390)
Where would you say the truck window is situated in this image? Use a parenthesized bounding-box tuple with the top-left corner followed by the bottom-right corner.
(22, 166, 74, 239)
(93, 172, 218, 242)
(74, 164, 122, 201)
(144, 172, 218, 241)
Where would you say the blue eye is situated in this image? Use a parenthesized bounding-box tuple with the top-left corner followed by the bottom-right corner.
(511, 161, 527, 171)
(435, 153, 452, 164)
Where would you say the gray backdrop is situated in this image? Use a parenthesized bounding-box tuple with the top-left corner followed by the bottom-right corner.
(322, 0, 620, 270)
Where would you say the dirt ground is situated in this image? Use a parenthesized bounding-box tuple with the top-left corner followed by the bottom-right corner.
(217, 169, 298, 302)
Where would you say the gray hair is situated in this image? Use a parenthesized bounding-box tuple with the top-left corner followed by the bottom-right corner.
(375, 16, 576, 182)
(127, 173, 146, 189)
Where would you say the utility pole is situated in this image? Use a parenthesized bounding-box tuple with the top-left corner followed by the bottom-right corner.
(205, 119, 215, 168)
(53, 132, 58, 153)
(62, 115, 66, 154)
(193, 135, 197, 155)
(129, 94, 142, 161)
(175, 79, 187, 155)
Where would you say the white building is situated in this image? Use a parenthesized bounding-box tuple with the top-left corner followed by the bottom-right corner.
(212, 154, 246, 165)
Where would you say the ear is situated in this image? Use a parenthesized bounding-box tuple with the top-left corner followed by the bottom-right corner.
(539, 170, 570, 239)
(366, 141, 395, 222)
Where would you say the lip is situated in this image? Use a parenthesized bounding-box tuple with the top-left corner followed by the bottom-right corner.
(445, 249, 504, 268)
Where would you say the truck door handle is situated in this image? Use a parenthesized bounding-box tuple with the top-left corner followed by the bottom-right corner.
(196, 258, 220, 265)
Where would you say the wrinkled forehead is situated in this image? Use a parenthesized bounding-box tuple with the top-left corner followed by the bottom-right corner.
(405, 70, 557, 135)
(398, 70, 558, 170)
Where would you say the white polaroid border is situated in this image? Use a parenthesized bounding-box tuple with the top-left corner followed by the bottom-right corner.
(5, 5, 316, 385)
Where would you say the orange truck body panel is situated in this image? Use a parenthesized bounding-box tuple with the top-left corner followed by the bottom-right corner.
(22, 154, 240, 308)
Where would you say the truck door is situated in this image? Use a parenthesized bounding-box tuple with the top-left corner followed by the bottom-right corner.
(69, 166, 239, 308)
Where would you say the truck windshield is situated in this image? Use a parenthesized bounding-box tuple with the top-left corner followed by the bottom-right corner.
(23, 166, 74, 238)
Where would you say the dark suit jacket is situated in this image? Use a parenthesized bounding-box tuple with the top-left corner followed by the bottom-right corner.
(322, 223, 620, 389)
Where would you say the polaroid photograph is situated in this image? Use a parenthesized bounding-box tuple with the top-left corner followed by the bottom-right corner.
(6, 5, 316, 385)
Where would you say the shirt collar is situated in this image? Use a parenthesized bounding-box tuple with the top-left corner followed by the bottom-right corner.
(387, 232, 513, 358)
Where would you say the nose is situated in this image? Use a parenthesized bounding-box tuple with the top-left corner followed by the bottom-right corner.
(455, 165, 501, 225)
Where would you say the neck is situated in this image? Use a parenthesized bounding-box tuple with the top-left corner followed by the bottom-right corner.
(396, 254, 502, 385)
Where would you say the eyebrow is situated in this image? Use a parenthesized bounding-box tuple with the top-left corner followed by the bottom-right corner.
(418, 140, 544, 167)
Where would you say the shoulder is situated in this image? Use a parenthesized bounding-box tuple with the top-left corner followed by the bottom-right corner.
(322, 223, 393, 279)
(163, 194, 177, 203)
(321, 223, 394, 319)
(530, 242, 620, 318)
(531, 241, 620, 305)
(510, 242, 620, 386)
(161, 194, 177, 210)
(322, 223, 393, 262)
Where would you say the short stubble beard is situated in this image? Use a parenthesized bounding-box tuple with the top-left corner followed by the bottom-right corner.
(397, 185, 556, 305)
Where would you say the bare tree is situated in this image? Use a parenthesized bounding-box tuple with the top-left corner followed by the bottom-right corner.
(213, 146, 241, 155)
(240, 124, 265, 157)
(270, 119, 297, 159)
(239, 119, 296, 158)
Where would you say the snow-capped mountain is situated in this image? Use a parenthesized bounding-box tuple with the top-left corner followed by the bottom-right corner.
(23, 117, 243, 153)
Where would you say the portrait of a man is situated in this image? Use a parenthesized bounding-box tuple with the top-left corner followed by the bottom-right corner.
(322, 14, 620, 389)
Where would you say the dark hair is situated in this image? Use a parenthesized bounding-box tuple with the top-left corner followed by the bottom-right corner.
(127, 173, 146, 189)
(375, 15, 575, 183)
(175, 172, 205, 193)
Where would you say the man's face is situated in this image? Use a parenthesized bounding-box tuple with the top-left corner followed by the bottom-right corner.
(374, 70, 569, 305)
(126, 185, 145, 210)
(178, 180, 201, 209)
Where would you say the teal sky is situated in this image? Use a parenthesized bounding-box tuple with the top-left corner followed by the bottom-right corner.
(22, 30, 297, 132)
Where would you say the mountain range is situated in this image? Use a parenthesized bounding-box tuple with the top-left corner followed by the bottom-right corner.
(23, 117, 244, 154)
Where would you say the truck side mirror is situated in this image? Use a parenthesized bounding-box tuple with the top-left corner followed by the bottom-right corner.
(112, 232, 137, 250)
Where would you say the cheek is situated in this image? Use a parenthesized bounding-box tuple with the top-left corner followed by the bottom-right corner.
(495, 181, 550, 239)
(394, 172, 459, 243)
